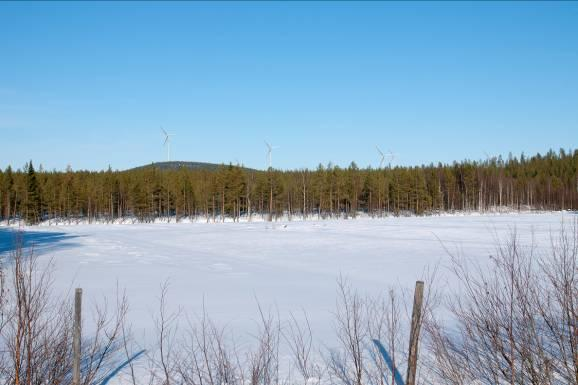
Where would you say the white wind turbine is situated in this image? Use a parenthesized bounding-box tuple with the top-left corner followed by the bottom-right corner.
(385, 149, 397, 168)
(161, 127, 176, 162)
(265, 141, 280, 169)
(376, 146, 385, 169)
(376, 146, 397, 168)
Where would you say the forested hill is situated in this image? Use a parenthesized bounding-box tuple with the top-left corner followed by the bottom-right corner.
(128, 161, 222, 172)
(1, 149, 577, 224)
(127, 161, 257, 173)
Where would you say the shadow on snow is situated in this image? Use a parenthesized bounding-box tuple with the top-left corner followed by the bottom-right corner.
(0, 227, 80, 256)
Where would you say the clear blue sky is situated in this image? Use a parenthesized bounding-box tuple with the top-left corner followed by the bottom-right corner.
(1, 2, 577, 171)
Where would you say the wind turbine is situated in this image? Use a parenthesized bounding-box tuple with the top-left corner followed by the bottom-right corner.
(376, 146, 397, 168)
(264, 141, 279, 169)
(264, 140, 280, 222)
(387, 150, 397, 168)
(376, 146, 385, 169)
(385, 149, 397, 168)
(161, 127, 176, 162)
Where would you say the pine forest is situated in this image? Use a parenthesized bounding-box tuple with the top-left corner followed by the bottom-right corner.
(2, 149, 577, 225)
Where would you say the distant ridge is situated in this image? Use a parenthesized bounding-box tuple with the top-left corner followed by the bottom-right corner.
(127, 161, 257, 172)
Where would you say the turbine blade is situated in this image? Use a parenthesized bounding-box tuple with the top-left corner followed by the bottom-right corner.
(161, 127, 168, 136)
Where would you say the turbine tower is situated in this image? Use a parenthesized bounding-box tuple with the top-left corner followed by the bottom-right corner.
(264, 140, 279, 222)
(161, 127, 176, 162)
(264, 141, 279, 169)
(386, 149, 397, 168)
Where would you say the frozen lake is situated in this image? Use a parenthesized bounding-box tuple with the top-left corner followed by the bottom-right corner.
(0, 212, 574, 350)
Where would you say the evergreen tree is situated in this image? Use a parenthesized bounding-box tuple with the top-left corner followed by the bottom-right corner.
(26, 161, 42, 224)
(2, 166, 14, 220)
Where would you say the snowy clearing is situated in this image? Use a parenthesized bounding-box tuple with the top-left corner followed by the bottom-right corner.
(0, 212, 574, 349)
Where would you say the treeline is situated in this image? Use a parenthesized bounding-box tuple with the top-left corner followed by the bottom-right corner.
(1, 148, 577, 224)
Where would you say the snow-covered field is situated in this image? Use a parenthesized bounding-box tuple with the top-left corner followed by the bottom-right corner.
(0, 212, 574, 349)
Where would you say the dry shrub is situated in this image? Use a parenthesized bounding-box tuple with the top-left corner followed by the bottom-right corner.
(426, 222, 578, 385)
(0, 232, 128, 385)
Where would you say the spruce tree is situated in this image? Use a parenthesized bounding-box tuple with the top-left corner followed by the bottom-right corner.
(2, 166, 14, 221)
(26, 161, 41, 224)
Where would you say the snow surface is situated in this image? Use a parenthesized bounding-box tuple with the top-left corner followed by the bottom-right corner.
(0, 212, 575, 370)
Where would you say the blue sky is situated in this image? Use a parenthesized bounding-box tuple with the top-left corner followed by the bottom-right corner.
(1, 2, 577, 171)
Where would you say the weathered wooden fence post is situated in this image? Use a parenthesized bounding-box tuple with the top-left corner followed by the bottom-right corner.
(73, 288, 82, 385)
(406, 281, 424, 385)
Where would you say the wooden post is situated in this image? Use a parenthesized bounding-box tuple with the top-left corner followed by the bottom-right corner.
(73, 288, 82, 385)
(406, 281, 424, 385)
